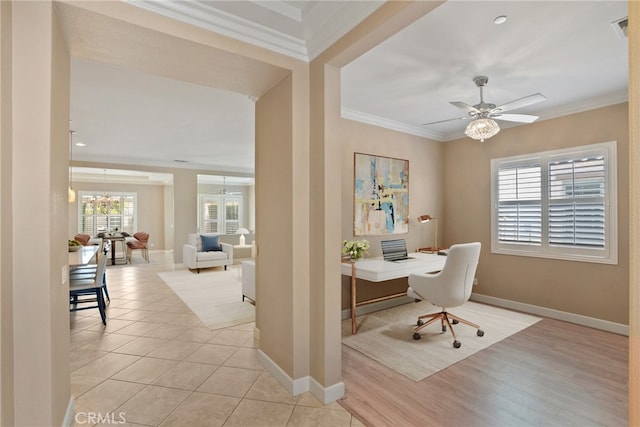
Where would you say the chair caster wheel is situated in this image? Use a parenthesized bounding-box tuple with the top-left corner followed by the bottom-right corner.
(477, 329, 484, 337)
(452, 319, 459, 325)
(413, 333, 421, 340)
(453, 340, 461, 348)
(441, 325, 447, 332)
(417, 319, 424, 326)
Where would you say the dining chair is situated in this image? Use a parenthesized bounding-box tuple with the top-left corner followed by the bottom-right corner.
(126, 232, 149, 263)
(70, 240, 111, 302)
(74, 233, 91, 246)
(69, 247, 109, 325)
(407, 242, 483, 348)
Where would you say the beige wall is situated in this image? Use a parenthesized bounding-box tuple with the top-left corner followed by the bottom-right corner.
(628, 1, 639, 423)
(443, 103, 629, 324)
(341, 119, 443, 255)
(9, 2, 71, 425)
(255, 73, 297, 376)
(0, 1, 14, 424)
(69, 181, 167, 249)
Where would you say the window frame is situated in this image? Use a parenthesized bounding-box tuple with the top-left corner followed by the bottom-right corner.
(198, 193, 244, 235)
(77, 191, 138, 236)
(490, 141, 617, 264)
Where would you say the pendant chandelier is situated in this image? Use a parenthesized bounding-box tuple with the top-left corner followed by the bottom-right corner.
(90, 169, 111, 208)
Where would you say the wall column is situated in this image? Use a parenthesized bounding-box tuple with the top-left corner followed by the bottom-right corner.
(308, 62, 344, 400)
(628, 1, 639, 424)
(11, 1, 71, 425)
(0, 1, 14, 424)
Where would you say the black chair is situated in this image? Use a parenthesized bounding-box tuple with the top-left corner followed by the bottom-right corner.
(69, 246, 109, 325)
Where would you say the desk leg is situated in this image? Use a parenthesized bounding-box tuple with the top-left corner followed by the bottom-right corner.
(351, 263, 356, 334)
(111, 243, 116, 266)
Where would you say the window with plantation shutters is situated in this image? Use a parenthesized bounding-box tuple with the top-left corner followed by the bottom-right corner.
(491, 141, 617, 264)
(548, 157, 605, 248)
(497, 164, 542, 244)
(198, 194, 243, 234)
(78, 192, 137, 236)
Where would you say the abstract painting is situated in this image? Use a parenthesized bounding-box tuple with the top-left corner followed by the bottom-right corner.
(354, 153, 409, 236)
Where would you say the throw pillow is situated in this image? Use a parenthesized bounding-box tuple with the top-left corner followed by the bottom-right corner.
(201, 234, 222, 252)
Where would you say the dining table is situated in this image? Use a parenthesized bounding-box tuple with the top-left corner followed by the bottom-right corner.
(101, 234, 127, 265)
(68, 245, 99, 267)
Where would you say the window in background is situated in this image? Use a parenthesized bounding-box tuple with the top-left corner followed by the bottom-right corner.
(199, 194, 243, 234)
(491, 141, 617, 264)
(79, 192, 137, 235)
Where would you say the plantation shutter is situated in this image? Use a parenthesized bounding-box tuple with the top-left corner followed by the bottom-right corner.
(497, 164, 542, 244)
(548, 157, 605, 248)
(202, 198, 219, 233)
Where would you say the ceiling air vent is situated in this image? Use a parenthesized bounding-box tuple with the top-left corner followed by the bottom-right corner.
(611, 16, 628, 38)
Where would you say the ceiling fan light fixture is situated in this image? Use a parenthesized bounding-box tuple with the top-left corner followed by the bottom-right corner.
(465, 118, 500, 142)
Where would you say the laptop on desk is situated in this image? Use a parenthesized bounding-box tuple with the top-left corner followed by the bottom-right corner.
(381, 239, 415, 262)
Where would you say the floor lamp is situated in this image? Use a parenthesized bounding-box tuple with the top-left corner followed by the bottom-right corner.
(417, 214, 438, 251)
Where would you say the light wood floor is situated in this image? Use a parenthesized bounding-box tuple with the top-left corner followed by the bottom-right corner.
(339, 317, 628, 427)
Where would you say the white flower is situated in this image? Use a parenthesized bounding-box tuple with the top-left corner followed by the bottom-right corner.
(342, 239, 370, 260)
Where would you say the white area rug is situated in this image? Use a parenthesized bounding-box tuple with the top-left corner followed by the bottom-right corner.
(158, 267, 254, 330)
(342, 300, 541, 382)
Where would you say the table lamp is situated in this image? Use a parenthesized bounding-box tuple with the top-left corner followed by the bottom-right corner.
(417, 214, 438, 251)
(236, 227, 250, 245)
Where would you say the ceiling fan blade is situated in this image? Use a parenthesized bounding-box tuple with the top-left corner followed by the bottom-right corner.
(422, 116, 469, 126)
(491, 113, 539, 123)
(493, 93, 546, 113)
(450, 101, 480, 114)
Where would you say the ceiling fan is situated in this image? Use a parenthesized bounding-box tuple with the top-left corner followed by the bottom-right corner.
(423, 76, 546, 141)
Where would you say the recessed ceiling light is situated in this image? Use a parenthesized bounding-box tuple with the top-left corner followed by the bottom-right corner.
(75, 142, 86, 147)
(493, 15, 507, 25)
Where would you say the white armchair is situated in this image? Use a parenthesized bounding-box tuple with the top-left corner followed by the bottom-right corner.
(407, 242, 483, 348)
(183, 233, 233, 273)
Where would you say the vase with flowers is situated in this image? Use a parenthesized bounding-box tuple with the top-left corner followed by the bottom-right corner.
(342, 239, 370, 261)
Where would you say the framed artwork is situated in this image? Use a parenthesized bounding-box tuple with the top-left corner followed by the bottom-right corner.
(353, 153, 409, 236)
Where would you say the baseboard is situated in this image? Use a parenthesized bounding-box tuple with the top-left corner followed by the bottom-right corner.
(309, 377, 345, 405)
(341, 295, 414, 320)
(256, 350, 345, 404)
(62, 398, 74, 427)
(340, 292, 628, 336)
(471, 293, 629, 336)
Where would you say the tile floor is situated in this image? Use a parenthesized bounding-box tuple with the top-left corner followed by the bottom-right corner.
(70, 251, 364, 427)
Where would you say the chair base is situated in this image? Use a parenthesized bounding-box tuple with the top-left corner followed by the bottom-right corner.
(127, 247, 149, 264)
(412, 308, 484, 348)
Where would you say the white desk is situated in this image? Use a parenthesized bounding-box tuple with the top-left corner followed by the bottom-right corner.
(69, 245, 99, 267)
(341, 252, 447, 334)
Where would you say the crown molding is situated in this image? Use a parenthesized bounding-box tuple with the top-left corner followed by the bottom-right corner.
(341, 108, 445, 141)
(128, 1, 383, 62)
(250, 0, 302, 22)
(536, 90, 629, 123)
(129, 0, 309, 61)
(305, 2, 384, 61)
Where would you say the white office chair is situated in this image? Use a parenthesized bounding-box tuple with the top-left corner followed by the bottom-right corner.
(407, 242, 483, 348)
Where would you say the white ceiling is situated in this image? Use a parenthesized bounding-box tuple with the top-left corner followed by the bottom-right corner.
(70, 1, 629, 179)
(71, 58, 255, 174)
(341, 1, 629, 141)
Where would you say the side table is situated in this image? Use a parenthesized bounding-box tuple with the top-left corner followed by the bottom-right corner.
(233, 244, 253, 263)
